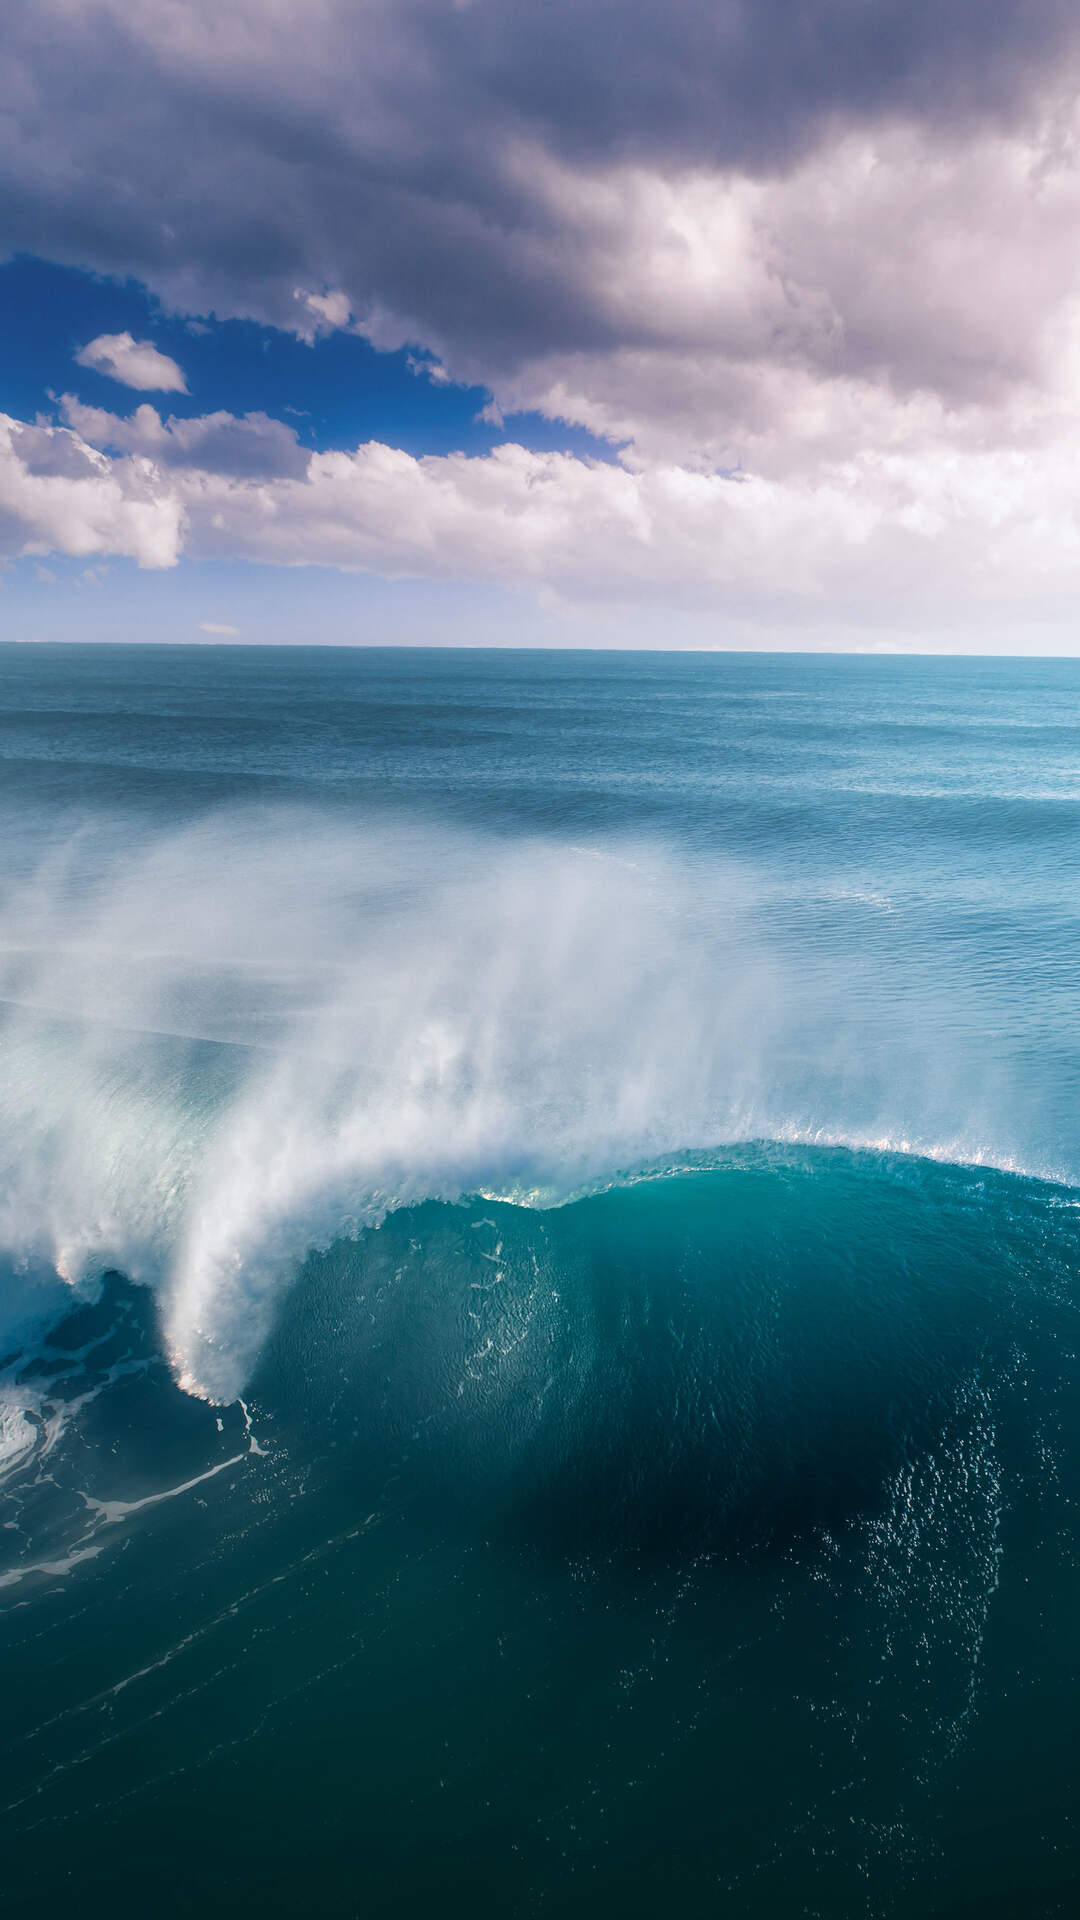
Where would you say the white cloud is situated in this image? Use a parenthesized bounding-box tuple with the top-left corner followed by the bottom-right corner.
(0, 414, 183, 568)
(174, 435, 1080, 626)
(198, 622, 239, 635)
(74, 333, 189, 394)
(293, 289, 352, 344)
(8, 404, 1080, 639)
(59, 398, 309, 478)
(434, 122, 1080, 474)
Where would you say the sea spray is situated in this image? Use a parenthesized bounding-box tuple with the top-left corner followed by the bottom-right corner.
(0, 808, 1033, 1400)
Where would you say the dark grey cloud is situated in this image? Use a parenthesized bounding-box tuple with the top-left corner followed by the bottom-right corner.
(2, 1, 1079, 457)
(427, 0, 1079, 168)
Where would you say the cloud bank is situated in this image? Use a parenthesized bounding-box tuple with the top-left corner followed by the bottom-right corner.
(4, 406, 1080, 638)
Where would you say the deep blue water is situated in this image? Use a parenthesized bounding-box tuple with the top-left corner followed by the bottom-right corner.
(1, 645, 1079, 1915)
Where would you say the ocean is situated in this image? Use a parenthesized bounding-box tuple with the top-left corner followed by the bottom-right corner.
(1, 642, 1079, 1915)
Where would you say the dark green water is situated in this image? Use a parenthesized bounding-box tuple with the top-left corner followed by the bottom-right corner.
(2, 647, 1080, 1913)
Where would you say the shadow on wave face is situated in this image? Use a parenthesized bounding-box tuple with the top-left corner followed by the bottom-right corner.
(247, 1150, 1068, 1563)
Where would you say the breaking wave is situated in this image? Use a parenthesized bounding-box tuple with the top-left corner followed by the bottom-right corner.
(0, 807, 1056, 1408)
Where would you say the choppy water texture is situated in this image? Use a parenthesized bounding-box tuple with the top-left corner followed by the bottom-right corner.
(1, 645, 1080, 1916)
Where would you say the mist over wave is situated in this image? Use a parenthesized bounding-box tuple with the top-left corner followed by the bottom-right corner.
(0, 806, 1038, 1402)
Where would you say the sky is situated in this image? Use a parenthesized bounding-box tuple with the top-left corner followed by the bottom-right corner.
(3, 1, 1080, 650)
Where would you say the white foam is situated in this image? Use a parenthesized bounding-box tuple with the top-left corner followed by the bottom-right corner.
(0, 1396, 39, 1477)
(0, 1538, 107, 1590)
(79, 1449, 248, 1525)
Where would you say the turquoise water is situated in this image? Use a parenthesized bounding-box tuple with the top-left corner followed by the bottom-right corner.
(1, 646, 1080, 1914)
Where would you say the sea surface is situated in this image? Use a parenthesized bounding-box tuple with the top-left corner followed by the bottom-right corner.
(1, 643, 1079, 1915)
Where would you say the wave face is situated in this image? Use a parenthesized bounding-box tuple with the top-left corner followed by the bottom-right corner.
(3, 1148, 1080, 1915)
(4, 644, 1080, 1913)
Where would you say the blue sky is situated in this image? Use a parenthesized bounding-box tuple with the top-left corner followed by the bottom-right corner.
(0, 255, 627, 648)
(0, 257, 614, 465)
(2, 3, 1080, 650)
(0, 255, 622, 649)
